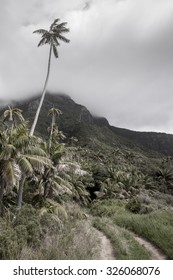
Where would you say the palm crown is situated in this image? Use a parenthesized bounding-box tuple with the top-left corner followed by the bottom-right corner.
(33, 18, 70, 58)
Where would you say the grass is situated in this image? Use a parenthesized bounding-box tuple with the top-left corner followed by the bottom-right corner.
(93, 217, 151, 260)
(18, 219, 101, 260)
(0, 203, 101, 260)
(113, 211, 173, 259)
(90, 199, 173, 259)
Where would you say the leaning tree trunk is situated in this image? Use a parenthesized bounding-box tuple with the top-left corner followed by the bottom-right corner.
(29, 44, 53, 136)
(17, 175, 26, 208)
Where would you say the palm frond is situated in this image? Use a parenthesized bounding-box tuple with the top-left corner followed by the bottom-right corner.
(24, 154, 52, 171)
(54, 22, 68, 30)
(14, 135, 30, 151)
(48, 107, 62, 116)
(52, 180, 72, 196)
(50, 18, 60, 30)
(38, 37, 47, 47)
(0, 144, 16, 160)
(17, 157, 33, 176)
(52, 45, 58, 58)
(57, 34, 70, 43)
(51, 36, 60, 47)
(3, 107, 24, 123)
(2, 161, 20, 191)
(33, 19, 70, 50)
(11, 122, 28, 137)
(58, 27, 70, 34)
(33, 29, 48, 35)
(26, 145, 47, 157)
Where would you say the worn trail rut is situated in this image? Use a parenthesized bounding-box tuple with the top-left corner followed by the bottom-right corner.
(97, 230, 115, 259)
(96, 228, 167, 260)
(132, 233, 167, 260)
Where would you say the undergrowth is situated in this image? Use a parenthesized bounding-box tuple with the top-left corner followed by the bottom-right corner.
(93, 217, 151, 260)
(91, 199, 173, 259)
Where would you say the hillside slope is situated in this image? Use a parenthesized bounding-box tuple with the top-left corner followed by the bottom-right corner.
(1, 92, 173, 157)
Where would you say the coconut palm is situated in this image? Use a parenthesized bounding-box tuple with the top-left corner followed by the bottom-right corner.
(16, 145, 52, 208)
(29, 18, 70, 136)
(3, 106, 24, 130)
(32, 165, 72, 203)
(0, 118, 52, 211)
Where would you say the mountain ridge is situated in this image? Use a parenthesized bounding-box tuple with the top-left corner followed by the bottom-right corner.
(1, 92, 173, 157)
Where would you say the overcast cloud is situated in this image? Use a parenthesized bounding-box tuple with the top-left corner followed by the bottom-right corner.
(1, 0, 173, 133)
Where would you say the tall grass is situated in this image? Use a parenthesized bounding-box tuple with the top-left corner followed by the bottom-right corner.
(91, 199, 173, 259)
(113, 211, 173, 259)
(0, 203, 101, 260)
(18, 219, 101, 260)
(93, 217, 151, 260)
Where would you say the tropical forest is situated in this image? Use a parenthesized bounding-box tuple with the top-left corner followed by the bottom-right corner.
(0, 19, 173, 260)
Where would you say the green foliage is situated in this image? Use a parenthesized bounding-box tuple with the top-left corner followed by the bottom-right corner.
(0, 219, 19, 259)
(14, 205, 41, 246)
(90, 199, 126, 217)
(126, 198, 141, 213)
(90, 199, 173, 259)
(1, 95, 173, 260)
(0, 205, 41, 259)
(113, 211, 173, 259)
(93, 217, 151, 260)
(154, 167, 173, 194)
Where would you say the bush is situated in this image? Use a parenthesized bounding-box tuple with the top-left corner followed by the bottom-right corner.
(0, 219, 18, 259)
(0, 205, 42, 259)
(14, 205, 41, 246)
(126, 198, 141, 213)
(90, 199, 126, 217)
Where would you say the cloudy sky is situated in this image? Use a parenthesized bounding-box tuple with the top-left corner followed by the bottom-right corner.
(1, 0, 173, 133)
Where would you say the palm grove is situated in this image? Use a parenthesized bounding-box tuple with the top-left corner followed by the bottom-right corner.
(0, 19, 71, 214)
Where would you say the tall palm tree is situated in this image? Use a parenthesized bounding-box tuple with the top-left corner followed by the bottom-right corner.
(29, 18, 70, 136)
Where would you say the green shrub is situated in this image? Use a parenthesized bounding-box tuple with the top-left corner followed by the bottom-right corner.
(90, 199, 126, 217)
(15, 225, 28, 249)
(0, 219, 18, 259)
(126, 198, 141, 213)
(14, 205, 41, 246)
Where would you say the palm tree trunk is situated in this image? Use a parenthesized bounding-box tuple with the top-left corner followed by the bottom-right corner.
(0, 181, 5, 216)
(17, 175, 26, 208)
(48, 112, 55, 152)
(29, 44, 53, 136)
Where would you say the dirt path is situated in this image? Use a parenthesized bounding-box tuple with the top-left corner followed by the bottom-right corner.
(132, 233, 167, 260)
(96, 230, 115, 260)
(95, 227, 167, 260)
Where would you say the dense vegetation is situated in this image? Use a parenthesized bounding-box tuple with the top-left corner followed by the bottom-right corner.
(0, 105, 96, 259)
(0, 99, 173, 259)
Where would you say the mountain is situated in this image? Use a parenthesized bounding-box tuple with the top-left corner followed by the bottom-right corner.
(1, 92, 173, 157)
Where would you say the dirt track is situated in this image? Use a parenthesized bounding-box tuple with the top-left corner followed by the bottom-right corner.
(97, 230, 115, 259)
(97, 228, 167, 260)
(132, 233, 167, 260)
